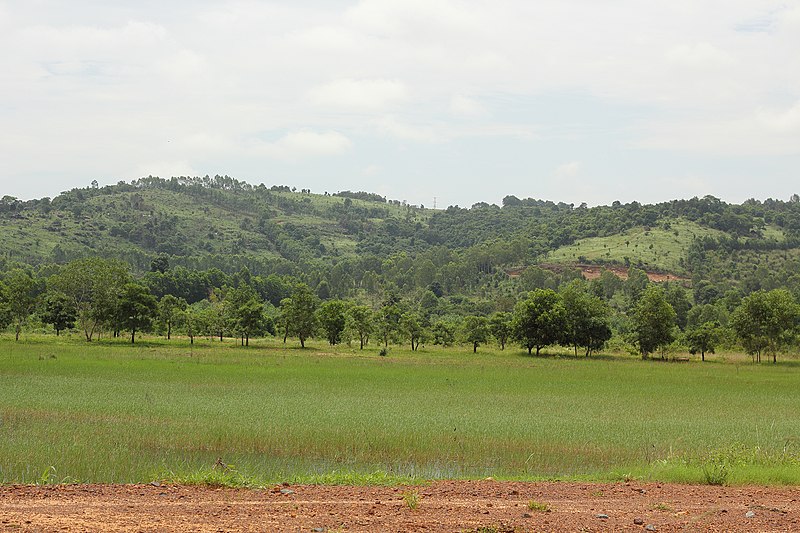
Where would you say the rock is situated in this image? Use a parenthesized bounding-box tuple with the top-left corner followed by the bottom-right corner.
(633, 518, 644, 525)
(645, 525, 657, 532)
(522, 513, 532, 518)
(596, 514, 609, 519)
(312, 528, 325, 532)
(746, 511, 756, 518)
(280, 489, 295, 495)
(149, 481, 161, 487)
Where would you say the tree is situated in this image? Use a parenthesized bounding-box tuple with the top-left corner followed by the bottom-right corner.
(511, 289, 567, 355)
(488, 312, 511, 350)
(686, 321, 721, 361)
(4, 269, 36, 341)
(624, 267, 650, 304)
(283, 283, 318, 348)
(400, 312, 425, 351)
(347, 305, 373, 349)
(560, 280, 612, 356)
(462, 315, 489, 353)
(0, 282, 11, 333)
(664, 283, 692, 330)
(42, 292, 77, 336)
(731, 289, 799, 363)
(117, 283, 158, 343)
(431, 317, 457, 347)
(150, 254, 170, 274)
(51, 258, 130, 341)
(233, 298, 268, 346)
(317, 300, 348, 345)
(158, 295, 187, 340)
(632, 285, 677, 358)
(376, 303, 401, 348)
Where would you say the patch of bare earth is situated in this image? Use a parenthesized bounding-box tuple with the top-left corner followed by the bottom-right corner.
(1, 481, 798, 532)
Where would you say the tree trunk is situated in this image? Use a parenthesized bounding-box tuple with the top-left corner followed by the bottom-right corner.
(56, 328, 61, 336)
(360, 335, 364, 350)
(190, 334, 194, 345)
(131, 329, 136, 344)
(536, 346, 541, 356)
(701, 350, 705, 362)
(15, 326, 20, 341)
(246, 335, 249, 347)
(167, 322, 171, 340)
(300, 337, 305, 348)
(527, 346, 532, 354)
(473, 343, 477, 353)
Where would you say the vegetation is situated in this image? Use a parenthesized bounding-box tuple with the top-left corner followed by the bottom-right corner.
(2, 338, 800, 487)
(4, 178, 800, 485)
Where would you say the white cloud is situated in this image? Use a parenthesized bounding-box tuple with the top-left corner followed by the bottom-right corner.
(665, 42, 735, 69)
(757, 101, 800, 133)
(449, 94, 487, 118)
(251, 130, 353, 160)
(555, 161, 581, 178)
(362, 164, 381, 176)
(308, 78, 408, 111)
(374, 115, 441, 142)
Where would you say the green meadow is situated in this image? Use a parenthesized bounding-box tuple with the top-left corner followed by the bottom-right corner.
(1, 336, 800, 486)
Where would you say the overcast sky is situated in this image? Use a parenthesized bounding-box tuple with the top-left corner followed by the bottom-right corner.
(1, 1, 798, 208)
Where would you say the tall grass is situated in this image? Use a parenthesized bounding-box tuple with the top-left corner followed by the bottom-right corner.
(1, 336, 799, 485)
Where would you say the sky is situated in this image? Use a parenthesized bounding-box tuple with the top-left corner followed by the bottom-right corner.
(0, 1, 799, 208)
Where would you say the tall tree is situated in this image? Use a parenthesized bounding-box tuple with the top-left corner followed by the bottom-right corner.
(347, 305, 373, 350)
(41, 292, 77, 336)
(488, 312, 512, 350)
(4, 269, 36, 341)
(686, 321, 721, 362)
(511, 289, 567, 355)
(51, 258, 130, 341)
(632, 285, 677, 358)
(731, 289, 799, 363)
(232, 298, 268, 346)
(283, 283, 319, 348)
(560, 280, 612, 356)
(462, 315, 489, 353)
(117, 283, 158, 344)
(158, 294, 187, 340)
(317, 299, 348, 345)
(400, 312, 425, 351)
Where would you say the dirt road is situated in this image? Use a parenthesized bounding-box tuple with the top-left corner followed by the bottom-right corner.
(1, 480, 798, 532)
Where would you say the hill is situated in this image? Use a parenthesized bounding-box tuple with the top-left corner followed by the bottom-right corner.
(3, 177, 800, 299)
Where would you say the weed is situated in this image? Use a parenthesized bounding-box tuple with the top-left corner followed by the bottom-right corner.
(701, 451, 730, 486)
(527, 500, 550, 512)
(402, 489, 421, 510)
(653, 502, 672, 512)
(379, 347, 389, 356)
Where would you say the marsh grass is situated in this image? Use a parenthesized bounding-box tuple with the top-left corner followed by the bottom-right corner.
(1, 336, 800, 485)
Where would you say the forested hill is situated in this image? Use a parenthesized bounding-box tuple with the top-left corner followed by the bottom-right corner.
(3, 176, 800, 298)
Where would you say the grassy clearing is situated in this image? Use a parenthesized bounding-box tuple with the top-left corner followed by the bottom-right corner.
(1, 336, 799, 486)
(546, 219, 724, 273)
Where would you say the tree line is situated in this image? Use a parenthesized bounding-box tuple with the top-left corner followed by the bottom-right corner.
(1, 257, 798, 363)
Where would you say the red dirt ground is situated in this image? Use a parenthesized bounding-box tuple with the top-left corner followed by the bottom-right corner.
(1, 481, 798, 532)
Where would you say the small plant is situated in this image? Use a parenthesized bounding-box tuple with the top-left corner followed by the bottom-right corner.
(379, 347, 389, 356)
(702, 456, 730, 486)
(653, 502, 672, 512)
(402, 489, 420, 510)
(527, 500, 550, 512)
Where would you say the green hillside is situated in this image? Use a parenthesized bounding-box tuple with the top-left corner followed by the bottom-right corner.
(3, 178, 800, 301)
(545, 219, 726, 274)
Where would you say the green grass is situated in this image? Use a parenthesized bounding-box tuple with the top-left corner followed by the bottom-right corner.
(1, 335, 800, 486)
(546, 218, 724, 274)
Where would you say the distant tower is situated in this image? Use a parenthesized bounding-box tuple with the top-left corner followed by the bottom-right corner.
(433, 196, 437, 209)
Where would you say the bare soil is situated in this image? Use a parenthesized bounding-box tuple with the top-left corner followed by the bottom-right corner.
(1, 481, 798, 532)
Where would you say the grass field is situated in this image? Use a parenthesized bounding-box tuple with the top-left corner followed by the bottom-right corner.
(1, 336, 800, 486)
(545, 219, 725, 274)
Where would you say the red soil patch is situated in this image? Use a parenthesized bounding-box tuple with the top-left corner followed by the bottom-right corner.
(1, 481, 797, 532)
